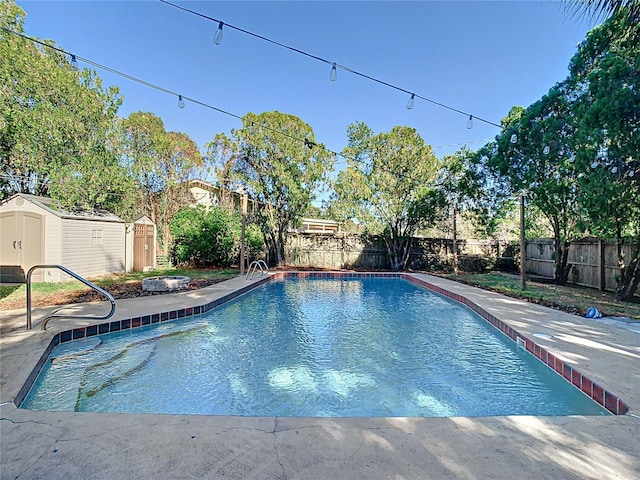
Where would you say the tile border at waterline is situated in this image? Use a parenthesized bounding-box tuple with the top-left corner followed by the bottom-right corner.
(15, 272, 629, 416)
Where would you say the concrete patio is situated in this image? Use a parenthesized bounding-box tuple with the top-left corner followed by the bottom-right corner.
(1, 273, 639, 479)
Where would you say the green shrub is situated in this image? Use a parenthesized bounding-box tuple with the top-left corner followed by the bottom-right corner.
(170, 206, 264, 267)
(458, 255, 494, 273)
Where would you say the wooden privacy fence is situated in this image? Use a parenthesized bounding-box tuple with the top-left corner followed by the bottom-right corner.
(525, 238, 634, 291)
(285, 233, 632, 293)
(284, 233, 503, 271)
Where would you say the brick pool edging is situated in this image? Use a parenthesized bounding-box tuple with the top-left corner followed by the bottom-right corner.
(16, 271, 629, 415)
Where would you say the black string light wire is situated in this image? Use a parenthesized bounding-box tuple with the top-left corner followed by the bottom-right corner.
(158, 0, 502, 129)
(3, 27, 491, 188)
(2, 28, 312, 149)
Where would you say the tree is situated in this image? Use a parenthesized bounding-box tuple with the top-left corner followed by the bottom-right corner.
(0, 0, 132, 215)
(119, 112, 204, 254)
(478, 12, 640, 297)
(568, 12, 640, 300)
(483, 87, 587, 285)
(206, 132, 241, 210)
(330, 122, 443, 271)
(210, 111, 333, 267)
(437, 147, 487, 273)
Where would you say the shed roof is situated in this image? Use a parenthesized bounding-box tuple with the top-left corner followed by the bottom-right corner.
(0, 193, 124, 223)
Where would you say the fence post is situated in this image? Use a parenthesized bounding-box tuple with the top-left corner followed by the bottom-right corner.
(598, 238, 606, 291)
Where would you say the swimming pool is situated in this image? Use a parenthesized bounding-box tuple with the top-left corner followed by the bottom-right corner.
(22, 276, 610, 417)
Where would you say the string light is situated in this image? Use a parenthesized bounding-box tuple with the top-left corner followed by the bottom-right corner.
(214, 21, 224, 45)
(407, 93, 415, 110)
(510, 134, 518, 143)
(543, 145, 550, 155)
(466, 115, 473, 129)
(70, 54, 78, 69)
(3, 27, 537, 190)
(329, 63, 337, 82)
(159, 0, 502, 129)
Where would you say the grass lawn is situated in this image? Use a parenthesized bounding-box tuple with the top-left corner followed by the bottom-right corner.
(443, 272, 640, 321)
(0, 267, 239, 310)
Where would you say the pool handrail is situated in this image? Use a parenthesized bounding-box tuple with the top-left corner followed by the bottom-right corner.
(246, 260, 269, 280)
(26, 264, 116, 331)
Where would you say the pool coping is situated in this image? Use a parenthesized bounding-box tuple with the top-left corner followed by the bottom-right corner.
(14, 271, 630, 416)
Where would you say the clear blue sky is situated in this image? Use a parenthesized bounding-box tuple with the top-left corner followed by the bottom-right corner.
(18, 0, 598, 198)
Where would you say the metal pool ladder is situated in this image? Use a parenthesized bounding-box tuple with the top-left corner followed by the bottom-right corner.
(246, 260, 269, 280)
(26, 264, 117, 330)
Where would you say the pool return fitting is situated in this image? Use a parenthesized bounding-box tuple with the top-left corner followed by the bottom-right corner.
(26, 265, 116, 330)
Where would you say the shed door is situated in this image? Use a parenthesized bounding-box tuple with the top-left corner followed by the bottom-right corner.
(0, 211, 44, 282)
(133, 224, 155, 271)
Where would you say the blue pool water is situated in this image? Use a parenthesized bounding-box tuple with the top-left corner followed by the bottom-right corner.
(22, 278, 608, 417)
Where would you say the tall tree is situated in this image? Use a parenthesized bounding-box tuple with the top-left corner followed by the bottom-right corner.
(438, 147, 487, 273)
(330, 122, 443, 271)
(484, 86, 586, 285)
(211, 111, 333, 267)
(0, 0, 131, 214)
(569, 12, 640, 300)
(120, 112, 204, 254)
(206, 132, 240, 210)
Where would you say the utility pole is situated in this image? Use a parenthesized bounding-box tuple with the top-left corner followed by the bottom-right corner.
(238, 187, 248, 276)
(519, 192, 527, 289)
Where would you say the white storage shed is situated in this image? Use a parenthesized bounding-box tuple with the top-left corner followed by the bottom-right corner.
(0, 194, 126, 282)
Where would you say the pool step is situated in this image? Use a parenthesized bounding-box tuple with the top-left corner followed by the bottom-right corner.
(74, 324, 207, 411)
(75, 341, 157, 410)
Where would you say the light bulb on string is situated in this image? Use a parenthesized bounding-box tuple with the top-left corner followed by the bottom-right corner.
(214, 21, 224, 45)
(629, 170, 635, 178)
(569, 154, 575, 163)
(70, 54, 79, 69)
(178, 95, 185, 109)
(466, 115, 473, 129)
(329, 63, 337, 82)
(611, 166, 618, 174)
(510, 134, 517, 144)
(543, 146, 550, 155)
(407, 93, 415, 110)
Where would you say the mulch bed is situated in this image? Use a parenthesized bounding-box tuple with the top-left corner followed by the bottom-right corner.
(1, 278, 229, 310)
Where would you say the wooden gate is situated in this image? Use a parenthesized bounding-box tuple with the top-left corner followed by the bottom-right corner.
(133, 223, 155, 271)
